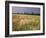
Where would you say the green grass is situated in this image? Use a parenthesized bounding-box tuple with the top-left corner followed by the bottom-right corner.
(12, 14, 40, 31)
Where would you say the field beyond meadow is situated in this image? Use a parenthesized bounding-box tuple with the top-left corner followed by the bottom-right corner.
(12, 14, 40, 31)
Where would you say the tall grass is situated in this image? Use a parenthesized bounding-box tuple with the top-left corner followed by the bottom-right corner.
(12, 14, 40, 31)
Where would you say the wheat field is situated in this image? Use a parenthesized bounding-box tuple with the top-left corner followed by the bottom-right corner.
(12, 14, 40, 31)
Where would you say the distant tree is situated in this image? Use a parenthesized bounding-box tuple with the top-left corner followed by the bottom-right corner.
(32, 12, 34, 15)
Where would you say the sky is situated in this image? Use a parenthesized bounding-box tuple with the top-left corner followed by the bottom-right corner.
(12, 7, 40, 14)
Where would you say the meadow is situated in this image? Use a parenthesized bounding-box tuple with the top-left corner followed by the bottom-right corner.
(12, 14, 40, 31)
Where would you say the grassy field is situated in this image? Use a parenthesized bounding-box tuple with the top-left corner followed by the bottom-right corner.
(12, 14, 40, 31)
